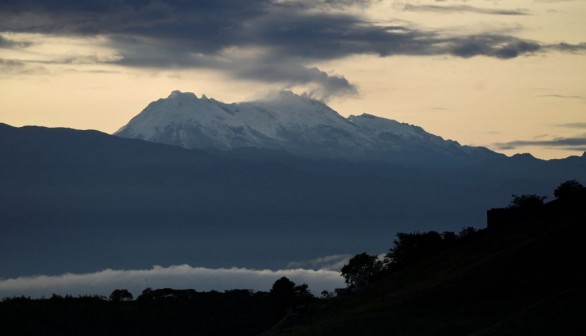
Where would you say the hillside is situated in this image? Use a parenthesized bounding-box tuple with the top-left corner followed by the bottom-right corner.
(1, 122, 586, 278)
(266, 193, 586, 335)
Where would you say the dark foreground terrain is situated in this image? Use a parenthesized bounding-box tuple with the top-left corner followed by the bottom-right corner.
(0, 289, 282, 336)
(266, 188, 586, 335)
(1, 186, 585, 335)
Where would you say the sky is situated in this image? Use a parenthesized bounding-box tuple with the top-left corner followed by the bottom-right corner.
(1, 0, 585, 159)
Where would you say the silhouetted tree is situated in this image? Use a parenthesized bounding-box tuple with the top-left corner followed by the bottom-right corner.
(341, 252, 383, 286)
(294, 283, 312, 298)
(554, 180, 584, 199)
(320, 290, 333, 299)
(269, 277, 313, 313)
(458, 226, 478, 240)
(136, 288, 197, 302)
(442, 231, 458, 243)
(50, 294, 63, 301)
(109, 289, 133, 302)
(508, 194, 547, 209)
(271, 277, 295, 296)
(386, 231, 444, 269)
(270, 277, 297, 312)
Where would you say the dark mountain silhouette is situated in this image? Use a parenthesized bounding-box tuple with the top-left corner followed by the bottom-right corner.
(1, 122, 586, 277)
(266, 190, 586, 335)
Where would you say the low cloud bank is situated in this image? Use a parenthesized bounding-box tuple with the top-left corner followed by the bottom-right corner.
(287, 254, 351, 271)
(0, 265, 345, 299)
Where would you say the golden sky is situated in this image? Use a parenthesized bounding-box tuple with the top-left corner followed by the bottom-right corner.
(1, 0, 585, 159)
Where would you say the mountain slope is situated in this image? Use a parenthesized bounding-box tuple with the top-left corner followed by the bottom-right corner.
(266, 196, 586, 335)
(2, 123, 586, 279)
(115, 91, 497, 162)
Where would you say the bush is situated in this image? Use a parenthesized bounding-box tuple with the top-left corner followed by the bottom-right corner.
(508, 194, 546, 209)
(554, 180, 584, 199)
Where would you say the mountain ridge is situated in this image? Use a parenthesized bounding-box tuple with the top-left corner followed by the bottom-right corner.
(1, 122, 586, 278)
(114, 91, 499, 162)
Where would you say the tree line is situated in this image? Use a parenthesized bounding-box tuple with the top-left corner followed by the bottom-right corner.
(341, 226, 480, 287)
(341, 179, 585, 288)
(0, 277, 316, 335)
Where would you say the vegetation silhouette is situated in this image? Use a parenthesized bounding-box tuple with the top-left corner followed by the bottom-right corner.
(339, 227, 480, 288)
(554, 179, 584, 199)
(109, 289, 133, 302)
(340, 252, 384, 287)
(508, 193, 547, 209)
(269, 277, 314, 314)
(0, 281, 292, 336)
(267, 179, 586, 335)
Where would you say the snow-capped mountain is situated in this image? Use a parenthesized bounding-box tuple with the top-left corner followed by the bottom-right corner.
(115, 90, 495, 161)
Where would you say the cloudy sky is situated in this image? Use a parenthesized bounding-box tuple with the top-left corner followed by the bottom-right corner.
(1, 0, 585, 159)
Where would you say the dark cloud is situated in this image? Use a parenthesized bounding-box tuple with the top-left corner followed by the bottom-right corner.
(538, 94, 586, 104)
(0, 58, 25, 67)
(403, 4, 529, 16)
(547, 42, 586, 52)
(0, 0, 582, 98)
(441, 35, 541, 59)
(539, 94, 584, 99)
(0, 1, 271, 53)
(0, 1, 565, 58)
(276, 0, 377, 10)
(0, 35, 32, 49)
(495, 135, 586, 150)
(232, 61, 358, 100)
(0, 58, 25, 73)
(557, 122, 586, 129)
(106, 9, 543, 62)
(534, 0, 577, 3)
(0, 58, 46, 76)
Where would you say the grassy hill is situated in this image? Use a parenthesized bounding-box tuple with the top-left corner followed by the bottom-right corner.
(265, 194, 586, 335)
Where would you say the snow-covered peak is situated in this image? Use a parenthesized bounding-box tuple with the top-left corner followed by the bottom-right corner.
(168, 90, 197, 99)
(238, 91, 345, 126)
(348, 113, 426, 138)
(115, 90, 494, 160)
(253, 91, 333, 114)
